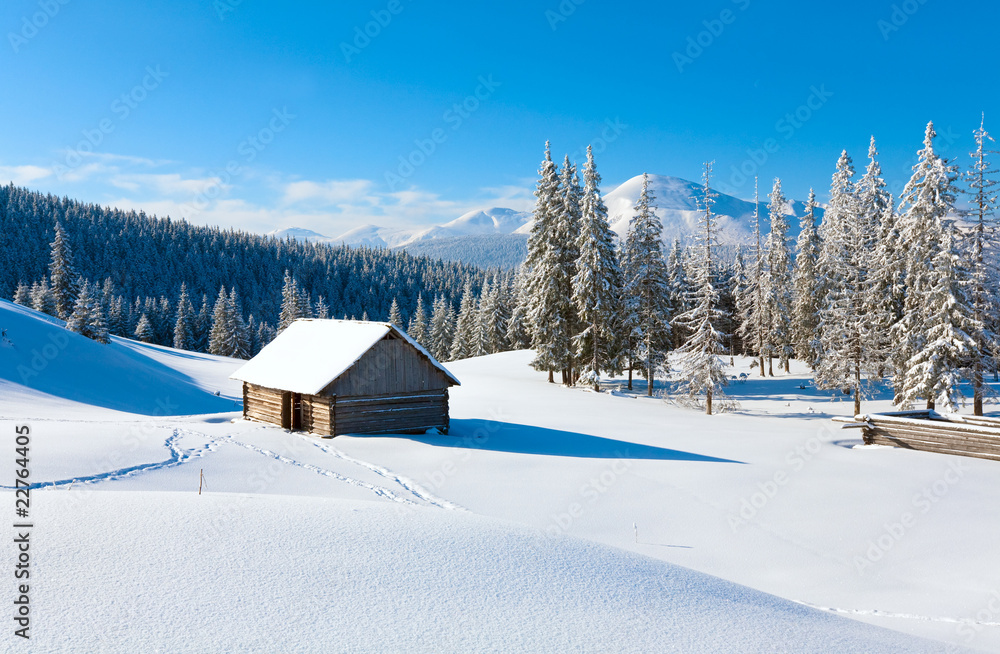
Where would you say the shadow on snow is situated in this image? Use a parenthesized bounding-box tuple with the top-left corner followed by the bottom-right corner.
(401, 419, 743, 464)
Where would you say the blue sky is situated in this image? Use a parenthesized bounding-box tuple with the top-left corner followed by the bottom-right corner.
(1, 0, 996, 235)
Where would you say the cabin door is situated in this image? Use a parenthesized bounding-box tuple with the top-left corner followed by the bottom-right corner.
(291, 393, 303, 431)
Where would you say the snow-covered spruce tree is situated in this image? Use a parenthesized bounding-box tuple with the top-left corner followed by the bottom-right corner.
(314, 296, 330, 320)
(729, 248, 748, 355)
(737, 179, 768, 376)
(893, 122, 971, 409)
(388, 297, 403, 327)
(762, 178, 794, 374)
(428, 295, 455, 361)
(673, 162, 733, 414)
(571, 145, 625, 389)
(12, 283, 30, 306)
(407, 295, 428, 346)
(107, 297, 126, 337)
(506, 268, 531, 350)
(450, 281, 480, 361)
(208, 286, 235, 357)
(814, 150, 883, 415)
(479, 275, 508, 354)
(623, 173, 671, 396)
(523, 143, 571, 383)
(278, 271, 302, 332)
(558, 156, 584, 382)
(296, 287, 314, 320)
(855, 137, 895, 376)
(665, 239, 689, 349)
(194, 295, 212, 352)
(229, 287, 251, 360)
(256, 320, 276, 353)
(66, 281, 110, 344)
(900, 227, 979, 410)
(173, 283, 195, 351)
(791, 189, 821, 364)
(964, 116, 1000, 414)
(29, 280, 56, 317)
(134, 313, 155, 343)
(49, 222, 80, 320)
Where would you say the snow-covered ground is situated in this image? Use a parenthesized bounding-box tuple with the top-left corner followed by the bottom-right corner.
(1, 299, 997, 652)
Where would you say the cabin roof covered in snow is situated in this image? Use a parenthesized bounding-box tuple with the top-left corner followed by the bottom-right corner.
(230, 319, 460, 395)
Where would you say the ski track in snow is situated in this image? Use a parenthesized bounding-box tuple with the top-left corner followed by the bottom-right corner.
(0, 428, 218, 490)
(800, 602, 1000, 627)
(292, 432, 465, 511)
(0, 421, 461, 510)
(219, 434, 420, 506)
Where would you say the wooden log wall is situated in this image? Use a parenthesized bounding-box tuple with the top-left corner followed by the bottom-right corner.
(244, 383, 291, 429)
(302, 395, 335, 437)
(244, 385, 451, 438)
(332, 389, 449, 436)
(854, 411, 1000, 462)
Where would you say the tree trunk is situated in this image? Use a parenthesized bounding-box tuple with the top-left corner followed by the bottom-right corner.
(926, 398, 935, 411)
(758, 355, 765, 377)
(706, 387, 713, 415)
(628, 365, 633, 391)
(784, 358, 790, 374)
(647, 364, 654, 397)
(768, 355, 774, 377)
(974, 361, 984, 416)
(854, 366, 861, 416)
(593, 333, 600, 392)
(548, 370, 554, 384)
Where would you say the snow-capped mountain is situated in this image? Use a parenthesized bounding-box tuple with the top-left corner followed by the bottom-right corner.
(268, 174, 822, 265)
(321, 208, 534, 249)
(266, 227, 333, 242)
(591, 174, 817, 246)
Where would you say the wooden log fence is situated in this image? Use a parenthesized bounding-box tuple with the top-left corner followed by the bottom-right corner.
(835, 410, 1000, 462)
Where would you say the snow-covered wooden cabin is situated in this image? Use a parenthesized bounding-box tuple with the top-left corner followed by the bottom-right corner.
(230, 319, 460, 437)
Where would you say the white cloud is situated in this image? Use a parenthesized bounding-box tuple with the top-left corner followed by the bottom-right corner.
(5, 152, 535, 239)
(281, 179, 377, 206)
(110, 173, 228, 198)
(0, 165, 52, 186)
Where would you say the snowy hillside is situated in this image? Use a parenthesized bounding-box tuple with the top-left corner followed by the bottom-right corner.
(0, 303, 994, 652)
(0, 300, 239, 415)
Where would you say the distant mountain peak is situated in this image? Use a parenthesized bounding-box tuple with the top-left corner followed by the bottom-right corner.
(267, 172, 823, 266)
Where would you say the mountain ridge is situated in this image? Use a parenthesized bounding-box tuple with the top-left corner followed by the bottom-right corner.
(274, 174, 823, 255)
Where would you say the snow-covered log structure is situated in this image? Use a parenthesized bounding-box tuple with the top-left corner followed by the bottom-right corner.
(837, 410, 1000, 462)
(231, 319, 460, 437)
